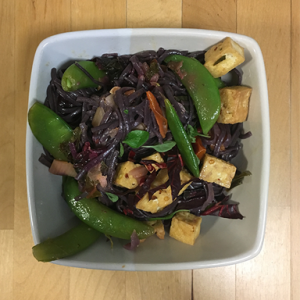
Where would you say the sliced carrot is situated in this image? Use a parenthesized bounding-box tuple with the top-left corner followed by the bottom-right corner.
(146, 91, 168, 138)
(192, 136, 206, 160)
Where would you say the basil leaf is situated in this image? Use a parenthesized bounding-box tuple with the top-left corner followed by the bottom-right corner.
(123, 130, 149, 149)
(142, 140, 176, 152)
(186, 125, 210, 142)
(105, 192, 119, 202)
(148, 209, 190, 221)
(119, 143, 124, 157)
(228, 170, 252, 191)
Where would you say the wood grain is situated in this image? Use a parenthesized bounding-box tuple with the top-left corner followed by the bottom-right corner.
(0, 230, 13, 300)
(0, 0, 15, 230)
(235, 1, 291, 298)
(183, 0, 236, 32)
(70, 270, 126, 300)
(125, 271, 192, 300)
(237, 0, 291, 208)
(0, 0, 298, 299)
(193, 266, 235, 300)
(291, 0, 300, 298)
(127, 0, 182, 28)
(236, 207, 290, 299)
(13, 1, 71, 299)
(71, 0, 126, 31)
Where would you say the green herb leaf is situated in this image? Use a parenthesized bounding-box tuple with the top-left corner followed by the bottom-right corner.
(123, 130, 149, 149)
(148, 209, 190, 221)
(142, 140, 176, 152)
(228, 170, 252, 191)
(119, 143, 124, 157)
(105, 192, 119, 203)
(124, 109, 129, 114)
(186, 125, 210, 143)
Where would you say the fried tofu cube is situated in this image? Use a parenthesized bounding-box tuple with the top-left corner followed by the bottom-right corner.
(199, 154, 236, 188)
(169, 212, 202, 245)
(217, 86, 252, 124)
(136, 186, 173, 213)
(152, 168, 169, 187)
(113, 161, 142, 189)
(179, 168, 193, 194)
(151, 168, 193, 195)
(146, 220, 165, 239)
(204, 37, 245, 78)
(142, 152, 164, 172)
(136, 168, 193, 213)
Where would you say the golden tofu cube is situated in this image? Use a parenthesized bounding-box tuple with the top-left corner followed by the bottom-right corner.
(151, 168, 169, 187)
(199, 154, 236, 188)
(151, 168, 193, 195)
(217, 86, 252, 124)
(169, 212, 202, 245)
(136, 168, 193, 213)
(146, 220, 165, 239)
(179, 168, 193, 194)
(142, 152, 164, 172)
(113, 161, 141, 189)
(136, 186, 173, 213)
(204, 37, 245, 78)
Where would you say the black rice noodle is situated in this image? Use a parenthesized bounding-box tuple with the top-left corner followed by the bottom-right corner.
(42, 47, 250, 222)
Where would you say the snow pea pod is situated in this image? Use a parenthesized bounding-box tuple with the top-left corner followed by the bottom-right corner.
(61, 61, 106, 92)
(63, 176, 155, 240)
(214, 77, 226, 88)
(28, 102, 73, 161)
(164, 98, 200, 178)
(32, 221, 101, 262)
(164, 55, 221, 134)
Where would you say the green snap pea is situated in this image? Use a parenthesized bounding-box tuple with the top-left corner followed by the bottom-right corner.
(164, 98, 200, 178)
(32, 221, 101, 262)
(214, 77, 226, 89)
(28, 102, 73, 161)
(164, 55, 221, 134)
(61, 61, 106, 92)
(63, 176, 155, 240)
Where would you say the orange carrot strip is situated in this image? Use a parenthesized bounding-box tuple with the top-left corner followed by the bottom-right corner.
(192, 136, 206, 160)
(146, 91, 168, 138)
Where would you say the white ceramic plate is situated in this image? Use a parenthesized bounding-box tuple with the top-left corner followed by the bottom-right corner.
(26, 28, 270, 271)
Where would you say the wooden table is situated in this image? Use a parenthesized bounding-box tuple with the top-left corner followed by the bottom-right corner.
(1, 0, 298, 299)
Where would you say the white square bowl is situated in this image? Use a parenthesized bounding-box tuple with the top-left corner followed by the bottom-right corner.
(26, 28, 270, 271)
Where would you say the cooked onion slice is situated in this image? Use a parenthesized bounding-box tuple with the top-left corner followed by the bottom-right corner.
(123, 230, 140, 250)
(49, 160, 77, 177)
(87, 163, 108, 188)
(128, 165, 148, 183)
(92, 106, 105, 127)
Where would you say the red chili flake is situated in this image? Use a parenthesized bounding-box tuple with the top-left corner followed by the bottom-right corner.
(154, 162, 167, 169)
(144, 164, 155, 172)
(123, 208, 133, 215)
(178, 154, 184, 168)
(125, 173, 129, 178)
(139, 177, 146, 186)
(128, 150, 136, 162)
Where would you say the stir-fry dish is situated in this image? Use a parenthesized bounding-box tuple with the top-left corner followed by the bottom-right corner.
(29, 37, 252, 262)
